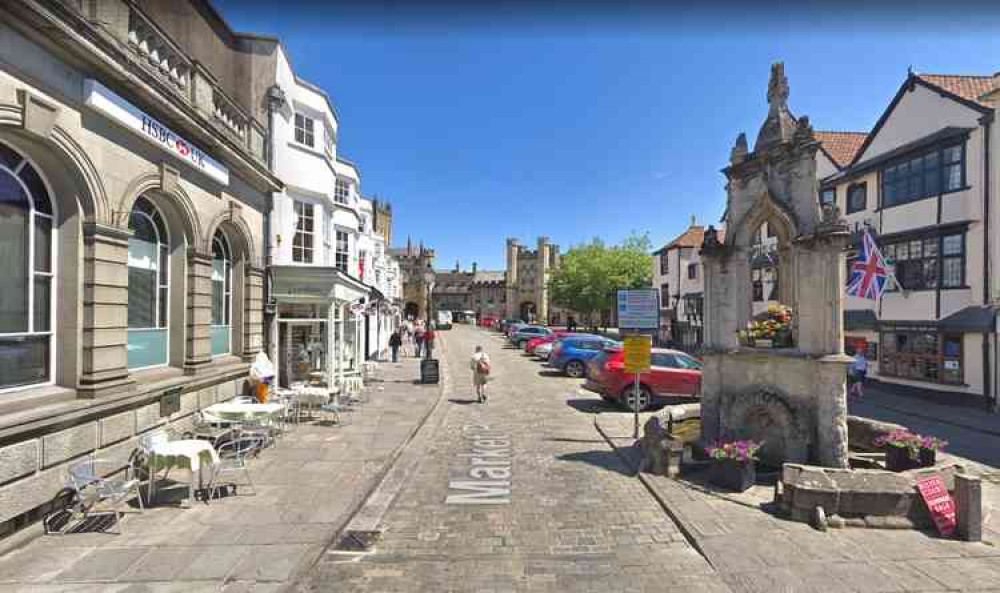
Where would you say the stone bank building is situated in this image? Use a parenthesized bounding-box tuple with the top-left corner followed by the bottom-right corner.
(0, 0, 280, 529)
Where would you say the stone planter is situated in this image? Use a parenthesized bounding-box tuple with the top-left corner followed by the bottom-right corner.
(885, 446, 920, 472)
(710, 458, 756, 492)
(919, 448, 937, 467)
(755, 339, 774, 348)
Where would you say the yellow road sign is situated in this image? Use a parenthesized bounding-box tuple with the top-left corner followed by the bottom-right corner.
(623, 335, 652, 374)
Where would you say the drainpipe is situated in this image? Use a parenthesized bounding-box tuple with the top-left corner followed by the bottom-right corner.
(264, 84, 287, 359)
(982, 112, 994, 411)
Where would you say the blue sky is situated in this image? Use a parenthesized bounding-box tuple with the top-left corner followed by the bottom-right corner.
(218, 2, 1000, 270)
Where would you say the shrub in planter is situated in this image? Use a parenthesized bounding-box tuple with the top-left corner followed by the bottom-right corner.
(875, 430, 947, 471)
(919, 436, 948, 467)
(706, 440, 760, 492)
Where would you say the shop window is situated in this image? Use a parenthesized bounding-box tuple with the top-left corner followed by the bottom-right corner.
(127, 196, 169, 370)
(880, 330, 963, 385)
(211, 231, 232, 356)
(847, 183, 867, 214)
(882, 141, 965, 207)
(0, 143, 54, 389)
(294, 112, 315, 147)
(819, 188, 835, 206)
(292, 201, 314, 263)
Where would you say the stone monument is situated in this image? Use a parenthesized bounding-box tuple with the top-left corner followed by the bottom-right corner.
(698, 63, 853, 469)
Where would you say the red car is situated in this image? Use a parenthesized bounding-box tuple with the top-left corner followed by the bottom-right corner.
(583, 347, 702, 411)
(524, 331, 586, 354)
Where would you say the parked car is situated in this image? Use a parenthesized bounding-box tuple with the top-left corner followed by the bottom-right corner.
(583, 347, 703, 411)
(547, 336, 620, 378)
(525, 331, 594, 355)
(498, 319, 522, 333)
(503, 322, 527, 338)
(534, 341, 555, 360)
(510, 325, 553, 348)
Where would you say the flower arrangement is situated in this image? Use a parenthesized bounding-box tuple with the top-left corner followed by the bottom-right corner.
(706, 440, 761, 462)
(874, 429, 947, 470)
(741, 304, 794, 347)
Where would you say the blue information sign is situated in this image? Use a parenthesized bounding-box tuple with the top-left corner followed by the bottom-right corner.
(617, 289, 660, 330)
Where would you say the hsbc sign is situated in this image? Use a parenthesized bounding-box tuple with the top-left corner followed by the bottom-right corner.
(84, 79, 230, 186)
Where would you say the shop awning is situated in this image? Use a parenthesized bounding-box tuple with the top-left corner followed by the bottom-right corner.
(271, 265, 368, 303)
(939, 305, 999, 332)
(844, 310, 878, 331)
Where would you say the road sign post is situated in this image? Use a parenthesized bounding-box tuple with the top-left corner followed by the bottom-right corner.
(623, 334, 652, 438)
(617, 289, 659, 439)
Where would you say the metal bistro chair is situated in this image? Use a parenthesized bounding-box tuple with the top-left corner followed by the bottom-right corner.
(62, 455, 145, 535)
(183, 411, 234, 448)
(235, 418, 274, 452)
(206, 435, 263, 500)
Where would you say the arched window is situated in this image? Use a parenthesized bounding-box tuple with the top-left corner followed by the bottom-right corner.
(211, 231, 232, 356)
(0, 142, 54, 390)
(127, 196, 169, 369)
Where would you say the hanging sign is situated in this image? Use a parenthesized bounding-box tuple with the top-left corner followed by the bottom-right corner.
(916, 476, 957, 537)
(617, 289, 659, 330)
(83, 79, 230, 186)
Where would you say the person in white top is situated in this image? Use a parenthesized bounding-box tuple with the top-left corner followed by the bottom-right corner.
(470, 345, 491, 404)
(850, 350, 868, 398)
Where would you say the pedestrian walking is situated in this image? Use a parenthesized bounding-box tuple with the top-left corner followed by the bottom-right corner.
(470, 345, 491, 403)
(389, 330, 402, 363)
(849, 350, 868, 398)
(425, 326, 436, 358)
(414, 326, 425, 358)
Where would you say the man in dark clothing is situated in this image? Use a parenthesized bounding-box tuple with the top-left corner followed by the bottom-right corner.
(389, 331, 402, 362)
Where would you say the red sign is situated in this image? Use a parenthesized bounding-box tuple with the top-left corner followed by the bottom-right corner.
(916, 476, 957, 537)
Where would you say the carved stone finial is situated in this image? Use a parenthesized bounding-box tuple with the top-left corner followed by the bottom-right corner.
(767, 62, 790, 113)
(730, 133, 748, 164)
(795, 115, 814, 142)
(703, 225, 721, 248)
(817, 202, 848, 233)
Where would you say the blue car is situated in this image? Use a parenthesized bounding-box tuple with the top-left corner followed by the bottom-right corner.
(547, 336, 620, 378)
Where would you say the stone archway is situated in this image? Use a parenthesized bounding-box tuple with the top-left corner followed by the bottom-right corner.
(519, 301, 536, 322)
(722, 386, 809, 468)
(404, 302, 420, 320)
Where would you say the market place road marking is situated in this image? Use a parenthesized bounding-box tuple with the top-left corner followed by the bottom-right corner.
(446, 424, 512, 505)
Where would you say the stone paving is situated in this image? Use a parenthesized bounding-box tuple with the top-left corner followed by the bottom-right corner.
(0, 354, 444, 592)
(298, 325, 727, 592)
(598, 409, 1000, 592)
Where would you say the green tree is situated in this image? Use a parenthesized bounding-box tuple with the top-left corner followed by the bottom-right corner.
(549, 233, 653, 329)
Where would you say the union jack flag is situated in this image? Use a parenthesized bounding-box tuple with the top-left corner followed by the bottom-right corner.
(846, 230, 890, 300)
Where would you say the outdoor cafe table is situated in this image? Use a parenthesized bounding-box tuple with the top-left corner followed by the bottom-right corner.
(202, 402, 285, 423)
(148, 439, 220, 507)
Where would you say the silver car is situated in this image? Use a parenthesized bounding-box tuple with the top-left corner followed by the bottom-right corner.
(510, 325, 553, 348)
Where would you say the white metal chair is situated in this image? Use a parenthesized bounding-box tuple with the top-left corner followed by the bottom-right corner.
(206, 436, 261, 500)
(64, 455, 144, 535)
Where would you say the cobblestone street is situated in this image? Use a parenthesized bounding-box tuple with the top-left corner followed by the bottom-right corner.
(299, 326, 726, 592)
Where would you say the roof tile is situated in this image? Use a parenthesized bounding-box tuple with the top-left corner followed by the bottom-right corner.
(917, 74, 994, 108)
(814, 131, 868, 168)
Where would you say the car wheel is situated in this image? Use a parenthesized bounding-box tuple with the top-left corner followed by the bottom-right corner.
(621, 385, 651, 411)
(565, 360, 586, 378)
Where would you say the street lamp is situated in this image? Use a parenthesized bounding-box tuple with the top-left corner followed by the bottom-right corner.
(423, 265, 435, 360)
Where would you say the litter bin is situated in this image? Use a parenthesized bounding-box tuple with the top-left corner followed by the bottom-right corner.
(420, 358, 440, 384)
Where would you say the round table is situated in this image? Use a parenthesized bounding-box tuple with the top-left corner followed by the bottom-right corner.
(148, 439, 220, 507)
(203, 402, 285, 423)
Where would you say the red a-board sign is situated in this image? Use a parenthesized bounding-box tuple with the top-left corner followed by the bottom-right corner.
(916, 476, 957, 537)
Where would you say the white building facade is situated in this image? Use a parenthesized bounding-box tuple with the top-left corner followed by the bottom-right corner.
(265, 46, 371, 390)
(824, 73, 998, 405)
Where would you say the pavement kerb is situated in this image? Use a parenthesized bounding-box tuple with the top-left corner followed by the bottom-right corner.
(288, 335, 454, 587)
(593, 415, 717, 570)
(859, 399, 1000, 438)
